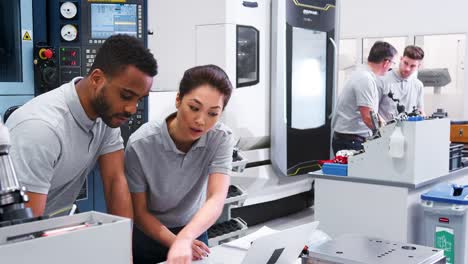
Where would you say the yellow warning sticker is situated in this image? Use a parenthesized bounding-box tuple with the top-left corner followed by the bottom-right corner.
(22, 30, 32, 41)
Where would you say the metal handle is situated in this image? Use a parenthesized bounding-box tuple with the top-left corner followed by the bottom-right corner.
(329, 37, 338, 118)
(236, 217, 248, 226)
(243, 1, 258, 8)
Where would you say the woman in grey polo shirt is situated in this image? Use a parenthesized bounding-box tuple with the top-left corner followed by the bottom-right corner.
(125, 65, 235, 264)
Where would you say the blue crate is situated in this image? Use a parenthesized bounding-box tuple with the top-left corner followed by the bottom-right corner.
(322, 163, 348, 176)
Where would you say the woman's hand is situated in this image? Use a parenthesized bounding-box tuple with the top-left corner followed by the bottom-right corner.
(167, 238, 192, 264)
(167, 238, 210, 263)
(191, 240, 210, 260)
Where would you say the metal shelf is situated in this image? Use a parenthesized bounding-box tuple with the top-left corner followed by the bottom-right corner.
(225, 184, 248, 206)
(207, 217, 248, 247)
(232, 149, 248, 173)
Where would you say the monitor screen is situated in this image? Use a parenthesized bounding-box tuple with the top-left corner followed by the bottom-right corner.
(91, 4, 137, 39)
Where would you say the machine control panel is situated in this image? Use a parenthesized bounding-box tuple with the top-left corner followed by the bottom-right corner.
(34, 44, 59, 95)
(84, 48, 97, 69)
(36, 1, 146, 85)
(121, 100, 145, 145)
(34, 0, 148, 143)
(59, 47, 80, 66)
(82, 2, 144, 74)
(55, 1, 81, 85)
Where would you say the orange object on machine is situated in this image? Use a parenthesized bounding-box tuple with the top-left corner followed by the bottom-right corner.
(450, 121, 468, 143)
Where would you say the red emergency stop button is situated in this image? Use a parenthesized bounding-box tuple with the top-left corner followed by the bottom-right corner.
(39, 48, 54, 60)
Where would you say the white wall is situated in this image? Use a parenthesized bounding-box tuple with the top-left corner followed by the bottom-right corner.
(340, 0, 468, 119)
(341, 0, 468, 38)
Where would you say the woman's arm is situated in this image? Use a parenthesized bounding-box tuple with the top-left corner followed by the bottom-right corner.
(132, 191, 210, 261)
(132, 192, 177, 247)
(166, 173, 230, 263)
(179, 173, 229, 239)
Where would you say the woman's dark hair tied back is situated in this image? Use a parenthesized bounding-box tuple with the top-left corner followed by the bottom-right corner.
(179, 65, 233, 108)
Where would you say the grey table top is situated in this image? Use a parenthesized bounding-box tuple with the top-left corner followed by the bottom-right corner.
(309, 166, 468, 189)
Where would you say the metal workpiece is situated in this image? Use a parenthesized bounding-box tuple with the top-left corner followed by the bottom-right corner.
(305, 234, 445, 264)
(0, 122, 34, 224)
(0, 153, 20, 193)
(369, 110, 381, 137)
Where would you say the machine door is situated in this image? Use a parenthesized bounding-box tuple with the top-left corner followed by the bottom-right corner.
(285, 0, 336, 175)
(236, 25, 259, 88)
(0, 0, 34, 95)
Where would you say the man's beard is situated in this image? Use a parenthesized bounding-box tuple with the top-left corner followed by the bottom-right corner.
(91, 86, 130, 128)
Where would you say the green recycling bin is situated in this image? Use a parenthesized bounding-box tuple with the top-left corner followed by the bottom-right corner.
(421, 183, 468, 264)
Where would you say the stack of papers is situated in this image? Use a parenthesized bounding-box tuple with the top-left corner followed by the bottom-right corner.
(222, 226, 278, 250)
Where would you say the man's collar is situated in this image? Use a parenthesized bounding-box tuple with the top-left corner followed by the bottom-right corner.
(65, 77, 96, 133)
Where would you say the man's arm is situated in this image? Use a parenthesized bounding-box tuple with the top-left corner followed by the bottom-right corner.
(25, 192, 47, 217)
(359, 106, 386, 130)
(355, 75, 386, 130)
(7, 120, 61, 217)
(98, 150, 133, 218)
(359, 106, 374, 130)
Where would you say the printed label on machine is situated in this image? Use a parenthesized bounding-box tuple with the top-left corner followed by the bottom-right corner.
(435, 226, 454, 264)
(22, 30, 32, 41)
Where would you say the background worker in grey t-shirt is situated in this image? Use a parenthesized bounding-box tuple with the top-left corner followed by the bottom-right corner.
(332, 41, 398, 154)
(125, 65, 235, 264)
(379, 45, 425, 121)
(6, 35, 157, 218)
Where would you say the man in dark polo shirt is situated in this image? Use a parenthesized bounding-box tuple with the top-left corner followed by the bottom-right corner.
(6, 34, 158, 218)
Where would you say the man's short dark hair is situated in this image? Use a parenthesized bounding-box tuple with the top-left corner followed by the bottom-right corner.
(89, 34, 158, 78)
(403, 45, 424, 60)
(367, 41, 398, 63)
(179, 65, 233, 109)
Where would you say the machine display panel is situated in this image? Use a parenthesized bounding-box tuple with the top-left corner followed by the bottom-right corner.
(90, 4, 137, 39)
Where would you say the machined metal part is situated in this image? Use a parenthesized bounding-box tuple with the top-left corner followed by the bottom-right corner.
(305, 234, 445, 264)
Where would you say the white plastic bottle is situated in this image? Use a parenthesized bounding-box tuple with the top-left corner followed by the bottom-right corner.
(389, 125, 405, 158)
